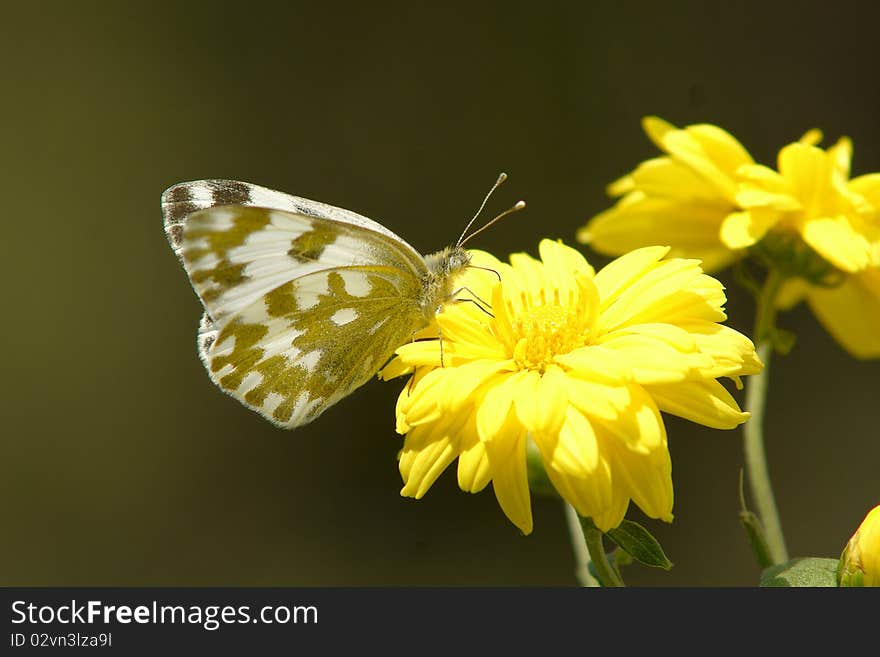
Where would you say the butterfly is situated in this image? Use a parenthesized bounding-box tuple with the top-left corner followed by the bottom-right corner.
(163, 178, 523, 428)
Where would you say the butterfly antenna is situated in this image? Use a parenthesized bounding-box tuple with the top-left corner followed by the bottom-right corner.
(456, 172, 509, 247)
(458, 200, 526, 247)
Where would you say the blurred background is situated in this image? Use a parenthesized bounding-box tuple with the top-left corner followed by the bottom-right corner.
(3, 2, 878, 586)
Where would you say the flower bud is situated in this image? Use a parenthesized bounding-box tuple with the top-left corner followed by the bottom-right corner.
(838, 504, 880, 587)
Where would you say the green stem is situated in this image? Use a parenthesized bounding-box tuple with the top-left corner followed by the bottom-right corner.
(579, 517, 625, 587)
(563, 503, 599, 587)
(743, 269, 789, 565)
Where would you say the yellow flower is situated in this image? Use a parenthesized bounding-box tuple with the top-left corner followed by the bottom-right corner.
(727, 131, 877, 272)
(380, 240, 762, 534)
(776, 267, 880, 358)
(838, 504, 880, 587)
(580, 117, 880, 359)
(738, 132, 880, 357)
(578, 116, 754, 272)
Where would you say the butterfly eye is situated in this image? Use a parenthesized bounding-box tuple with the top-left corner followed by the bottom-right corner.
(451, 250, 471, 269)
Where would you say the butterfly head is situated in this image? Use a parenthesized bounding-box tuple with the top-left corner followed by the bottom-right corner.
(426, 244, 471, 275)
(420, 245, 473, 319)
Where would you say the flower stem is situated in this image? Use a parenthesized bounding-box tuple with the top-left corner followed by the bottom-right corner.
(564, 503, 599, 587)
(578, 515, 625, 587)
(743, 269, 789, 566)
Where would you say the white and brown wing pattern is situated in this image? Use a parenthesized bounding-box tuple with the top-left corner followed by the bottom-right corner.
(162, 180, 426, 324)
(162, 180, 434, 427)
(208, 264, 427, 427)
(162, 179, 418, 258)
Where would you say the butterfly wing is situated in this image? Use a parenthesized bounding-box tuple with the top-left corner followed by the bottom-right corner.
(163, 181, 426, 323)
(162, 179, 420, 259)
(208, 264, 426, 427)
(163, 182, 434, 427)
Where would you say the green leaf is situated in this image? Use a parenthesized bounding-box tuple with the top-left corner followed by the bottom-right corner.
(760, 558, 840, 587)
(605, 520, 673, 570)
(737, 471, 774, 569)
(738, 509, 774, 568)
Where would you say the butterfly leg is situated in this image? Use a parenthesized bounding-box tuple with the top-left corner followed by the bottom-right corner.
(438, 322, 446, 367)
(450, 286, 494, 317)
(452, 297, 495, 318)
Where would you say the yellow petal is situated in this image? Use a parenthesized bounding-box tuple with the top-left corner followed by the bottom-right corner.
(828, 136, 853, 179)
(392, 374, 415, 434)
(536, 239, 596, 314)
(641, 115, 676, 150)
(554, 344, 632, 383)
(511, 369, 541, 433)
(380, 356, 413, 381)
(660, 129, 739, 202)
(777, 142, 835, 215)
(399, 423, 462, 498)
(601, 421, 674, 522)
(457, 434, 492, 493)
(592, 246, 671, 309)
(595, 331, 711, 385)
(736, 164, 800, 196)
(607, 173, 636, 197)
(401, 329, 507, 367)
(535, 365, 569, 437)
(720, 210, 779, 249)
(490, 282, 518, 349)
(849, 173, 880, 206)
(801, 215, 873, 273)
(799, 128, 823, 146)
(597, 257, 726, 331)
(735, 188, 802, 213)
(486, 418, 532, 534)
(530, 405, 600, 478)
(535, 427, 615, 524)
(438, 309, 500, 356)
(580, 195, 736, 271)
(685, 123, 754, 176)
(644, 379, 750, 429)
(605, 321, 698, 351)
(627, 157, 725, 201)
(432, 359, 513, 411)
(565, 376, 632, 422)
(392, 339, 442, 367)
(588, 383, 666, 453)
(538, 238, 595, 278)
(677, 321, 764, 378)
(589, 493, 631, 532)
(476, 371, 525, 442)
(400, 367, 448, 426)
(508, 252, 546, 297)
(805, 267, 880, 358)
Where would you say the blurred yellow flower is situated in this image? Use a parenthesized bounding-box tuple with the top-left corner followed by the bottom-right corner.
(838, 504, 880, 587)
(380, 240, 762, 534)
(578, 116, 753, 272)
(580, 117, 880, 358)
(728, 131, 877, 272)
(777, 267, 880, 358)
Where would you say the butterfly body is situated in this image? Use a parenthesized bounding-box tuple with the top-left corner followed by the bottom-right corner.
(163, 180, 471, 428)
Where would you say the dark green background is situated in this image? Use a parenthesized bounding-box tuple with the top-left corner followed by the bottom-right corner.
(4, 2, 878, 586)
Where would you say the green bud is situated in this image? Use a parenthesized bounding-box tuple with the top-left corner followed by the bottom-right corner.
(751, 228, 845, 286)
(838, 505, 880, 587)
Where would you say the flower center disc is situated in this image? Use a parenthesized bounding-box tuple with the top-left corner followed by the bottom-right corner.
(511, 302, 586, 371)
